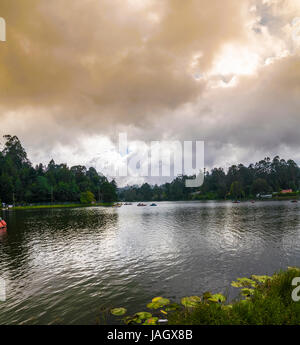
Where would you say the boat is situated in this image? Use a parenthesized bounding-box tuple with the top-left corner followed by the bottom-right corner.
(291, 200, 298, 203)
(0, 219, 7, 229)
(137, 203, 147, 206)
(232, 200, 241, 204)
(150, 203, 157, 206)
(124, 202, 132, 205)
(112, 203, 122, 207)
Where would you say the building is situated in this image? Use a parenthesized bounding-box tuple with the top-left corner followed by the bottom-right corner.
(281, 189, 293, 194)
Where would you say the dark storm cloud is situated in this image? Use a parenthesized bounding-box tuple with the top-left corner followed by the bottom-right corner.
(0, 0, 299, 177)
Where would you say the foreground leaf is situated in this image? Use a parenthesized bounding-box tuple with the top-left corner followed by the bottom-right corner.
(153, 297, 170, 306)
(241, 288, 254, 297)
(135, 312, 152, 320)
(222, 304, 233, 311)
(181, 296, 201, 308)
(208, 293, 226, 303)
(111, 308, 127, 316)
(251, 275, 272, 284)
(147, 297, 170, 309)
(147, 302, 161, 309)
(231, 278, 257, 288)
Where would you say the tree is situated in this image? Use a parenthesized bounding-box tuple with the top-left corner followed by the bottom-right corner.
(251, 178, 270, 196)
(230, 181, 244, 200)
(0, 173, 13, 203)
(101, 181, 117, 203)
(2, 134, 300, 204)
(140, 183, 153, 201)
(80, 191, 96, 204)
(3, 135, 30, 169)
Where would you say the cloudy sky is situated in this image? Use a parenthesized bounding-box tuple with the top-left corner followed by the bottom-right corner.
(0, 0, 299, 185)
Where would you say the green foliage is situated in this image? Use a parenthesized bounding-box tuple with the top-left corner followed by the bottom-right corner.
(241, 288, 255, 297)
(165, 303, 181, 311)
(3, 135, 299, 204)
(147, 297, 170, 309)
(231, 277, 257, 288)
(251, 275, 272, 283)
(80, 190, 96, 204)
(12, 203, 113, 210)
(118, 156, 300, 201)
(118, 176, 193, 202)
(277, 192, 298, 197)
(230, 181, 244, 200)
(251, 178, 270, 195)
(208, 294, 226, 303)
(101, 181, 118, 203)
(0, 135, 118, 204)
(135, 312, 152, 320)
(110, 308, 127, 316)
(168, 268, 300, 325)
(123, 312, 153, 324)
(181, 296, 201, 308)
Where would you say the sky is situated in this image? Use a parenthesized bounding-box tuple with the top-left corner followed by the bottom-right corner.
(0, 0, 300, 186)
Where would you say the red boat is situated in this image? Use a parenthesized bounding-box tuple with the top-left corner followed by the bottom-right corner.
(0, 219, 7, 229)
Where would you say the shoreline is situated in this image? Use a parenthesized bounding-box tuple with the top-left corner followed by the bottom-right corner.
(1, 198, 298, 211)
(2, 202, 114, 211)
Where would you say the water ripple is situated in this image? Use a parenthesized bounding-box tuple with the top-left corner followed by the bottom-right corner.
(0, 201, 300, 324)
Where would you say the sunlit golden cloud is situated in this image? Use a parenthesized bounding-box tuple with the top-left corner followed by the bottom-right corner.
(0, 0, 299, 181)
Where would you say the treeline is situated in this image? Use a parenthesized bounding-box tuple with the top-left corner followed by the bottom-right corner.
(2, 135, 300, 204)
(118, 157, 300, 201)
(118, 176, 196, 202)
(0, 135, 117, 204)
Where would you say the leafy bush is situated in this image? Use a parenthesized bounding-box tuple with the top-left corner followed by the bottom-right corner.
(80, 190, 96, 204)
(169, 268, 300, 325)
(276, 192, 298, 197)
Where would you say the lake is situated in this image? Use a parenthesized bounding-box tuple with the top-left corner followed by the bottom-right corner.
(0, 201, 300, 324)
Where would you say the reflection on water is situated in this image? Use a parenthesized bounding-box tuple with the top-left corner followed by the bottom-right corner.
(0, 201, 300, 324)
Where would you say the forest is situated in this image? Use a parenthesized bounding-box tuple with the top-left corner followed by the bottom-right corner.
(1, 135, 300, 204)
(0, 135, 117, 204)
(118, 157, 300, 201)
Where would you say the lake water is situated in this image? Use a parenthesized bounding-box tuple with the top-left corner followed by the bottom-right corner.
(0, 201, 300, 324)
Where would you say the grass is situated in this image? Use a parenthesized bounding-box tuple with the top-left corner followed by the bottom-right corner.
(273, 196, 299, 200)
(8, 202, 114, 210)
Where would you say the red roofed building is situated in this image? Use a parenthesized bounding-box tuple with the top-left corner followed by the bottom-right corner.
(281, 189, 293, 194)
